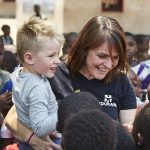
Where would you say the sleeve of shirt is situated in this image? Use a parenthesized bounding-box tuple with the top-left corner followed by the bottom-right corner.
(27, 84, 58, 137)
(120, 75, 137, 110)
(0, 79, 12, 94)
(49, 62, 74, 103)
(1, 123, 13, 138)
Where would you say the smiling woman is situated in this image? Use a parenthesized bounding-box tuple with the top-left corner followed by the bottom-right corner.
(79, 42, 119, 80)
(49, 16, 136, 123)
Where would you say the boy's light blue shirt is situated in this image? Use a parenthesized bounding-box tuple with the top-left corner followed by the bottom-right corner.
(11, 67, 58, 137)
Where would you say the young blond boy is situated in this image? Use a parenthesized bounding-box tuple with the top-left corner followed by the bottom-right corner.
(11, 17, 64, 138)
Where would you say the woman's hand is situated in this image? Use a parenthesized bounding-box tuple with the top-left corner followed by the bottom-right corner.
(29, 134, 62, 150)
(5, 106, 62, 150)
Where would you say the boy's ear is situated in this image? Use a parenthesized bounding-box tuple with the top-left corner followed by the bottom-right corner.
(24, 52, 34, 65)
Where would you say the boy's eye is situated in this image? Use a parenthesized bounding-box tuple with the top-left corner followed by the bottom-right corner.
(48, 54, 54, 57)
(48, 50, 61, 58)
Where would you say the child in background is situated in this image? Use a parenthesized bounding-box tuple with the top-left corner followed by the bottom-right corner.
(10, 17, 64, 148)
(1, 50, 19, 73)
(0, 38, 11, 94)
(57, 92, 116, 150)
(0, 37, 12, 117)
(127, 69, 149, 112)
(132, 60, 150, 90)
(124, 32, 138, 67)
(135, 34, 150, 63)
(127, 69, 143, 112)
(0, 37, 12, 150)
(60, 32, 78, 62)
(132, 103, 150, 150)
(57, 92, 136, 150)
(115, 121, 136, 150)
(0, 25, 13, 45)
(62, 109, 117, 150)
(57, 91, 101, 133)
(127, 69, 143, 103)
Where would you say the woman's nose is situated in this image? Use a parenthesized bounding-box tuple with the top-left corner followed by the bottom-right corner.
(105, 58, 113, 69)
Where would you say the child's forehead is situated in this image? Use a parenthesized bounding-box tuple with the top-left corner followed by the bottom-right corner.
(37, 37, 60, 46)
(37, 36, 56, 43)
(37, 35, 51, 40)
(35, 37, 61, 53)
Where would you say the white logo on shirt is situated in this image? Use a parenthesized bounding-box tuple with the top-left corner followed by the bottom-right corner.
(100, 95, 117, 107)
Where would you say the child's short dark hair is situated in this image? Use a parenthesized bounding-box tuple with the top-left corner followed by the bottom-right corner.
(132, 103, 150, 149)
(125, 32, 136, 41)
(57, 91, 101, 132)
(62, 109, 117, 150)
(115, 121, 136, 150)
(1, 25, 10, 31)
(1, 51, 18, 73)
(135, 34, 149, 44)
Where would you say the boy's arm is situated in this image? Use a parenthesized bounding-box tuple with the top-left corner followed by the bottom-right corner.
(28, 85, 58, 137)
(4, 105, 62, 150)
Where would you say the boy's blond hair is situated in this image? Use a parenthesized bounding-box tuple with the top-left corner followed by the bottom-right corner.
(17, 17, 64, 64)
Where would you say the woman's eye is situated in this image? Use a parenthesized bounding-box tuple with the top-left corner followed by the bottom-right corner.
(98, 55, 107, 58)
(113, 56, 119, 60)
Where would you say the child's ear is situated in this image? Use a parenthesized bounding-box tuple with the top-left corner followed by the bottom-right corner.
(137, 133, 143, 146)
(24, 52, 34, 65)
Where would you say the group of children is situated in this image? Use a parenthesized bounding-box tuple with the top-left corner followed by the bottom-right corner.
(0, 16, 150, 150)
(125, 31, 150, 110)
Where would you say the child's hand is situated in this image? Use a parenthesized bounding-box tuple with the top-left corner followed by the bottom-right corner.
(50, 131, 62, 139)
(136, 99, 149, 113)
(50, 131, 62, 145)
(123, 122, 133, 133)
(0, 91, 12, 110)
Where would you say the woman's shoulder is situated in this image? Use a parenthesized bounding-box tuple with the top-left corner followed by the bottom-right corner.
(55, 62, 70, 77)
(109, 71, 131, 89)
(113, 71, 128, 82)
(58, 62, 68, 71)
